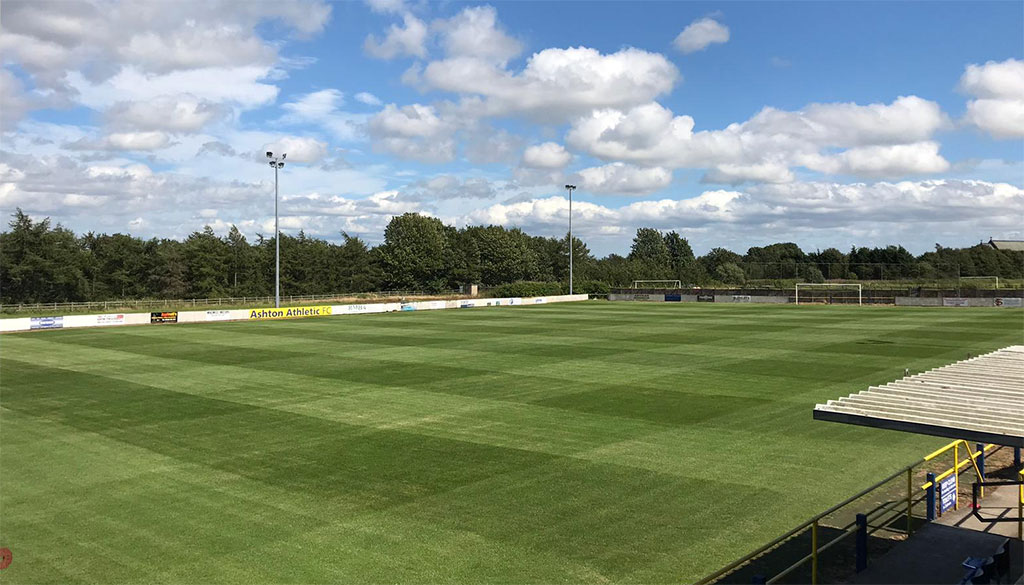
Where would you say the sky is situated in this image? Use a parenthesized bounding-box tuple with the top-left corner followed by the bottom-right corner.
(1, 0, 1022, 256)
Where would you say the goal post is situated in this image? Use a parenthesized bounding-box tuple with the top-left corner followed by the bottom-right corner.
(795, 283, 862, 305)
(959, 276, 999, 289)
(632, 280, 682, 289)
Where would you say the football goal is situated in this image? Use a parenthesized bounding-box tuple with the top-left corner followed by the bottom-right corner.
(632, 280, 682, 289)
(959, 276, 999, 289)
(795, 283, 862, 305)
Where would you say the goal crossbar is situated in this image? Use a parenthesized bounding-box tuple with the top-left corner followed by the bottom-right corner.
(795, 283, 862, 305)
(632, 280, 682, 289)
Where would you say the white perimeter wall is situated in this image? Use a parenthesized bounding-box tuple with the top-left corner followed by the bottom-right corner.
(0, 294, 589, 333)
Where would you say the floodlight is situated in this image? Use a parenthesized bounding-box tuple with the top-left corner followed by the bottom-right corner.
(266, 151, 273, 158)
(281, 153, 286, 159)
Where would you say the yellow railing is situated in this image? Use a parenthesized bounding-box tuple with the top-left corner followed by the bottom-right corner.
(919, 440, 992, 505)
(693, 440, 1006, 585)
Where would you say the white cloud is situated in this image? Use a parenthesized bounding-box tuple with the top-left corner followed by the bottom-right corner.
(960, 59, 1024, 139)
(260, 136, 328, 163)
(279, 89, 364, 141)
(283, 89, 344, 117)
(575, 162, 673, 195)
(366, 103, 459, 162)
(422, 46, 680, 122)
(105, 95, 229, 132)
(354, 91, 383, 106)
(0, 150, 395, 241)
(673, 17, 730, 54)
(567, 96, 950, 180)
(461, 180, 1024, 251)
(1, 1, 331, 91)
(0, 69, 33, 128)
(521, 142, 572, 169)
(364, 0, 407, 15)
(67, 131, 172, 151)
(959, 58, 1024, 99)
(67, 66, 280, 110)
(434, 6, 522, 64)
(802, 142, 951, 178)
(702, 163, 794, 185)
(364, 13, 428, 59)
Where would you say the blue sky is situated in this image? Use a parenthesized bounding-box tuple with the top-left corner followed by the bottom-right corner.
(2, 0, 1022, 256)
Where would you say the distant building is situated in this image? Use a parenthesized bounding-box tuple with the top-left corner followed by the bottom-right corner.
(988, 238, 1024, 252)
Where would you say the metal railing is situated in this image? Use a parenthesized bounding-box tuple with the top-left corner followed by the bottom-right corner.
(0, 290, 459, 314)
(970, 469, 1024, 540)
(694, 440, 1003, 585)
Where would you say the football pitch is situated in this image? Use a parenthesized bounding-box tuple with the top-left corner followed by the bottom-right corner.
(2, 302, 1021, 583)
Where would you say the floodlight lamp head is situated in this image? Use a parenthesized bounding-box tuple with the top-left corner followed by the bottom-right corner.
(277, 162, 285, 168)
(266, 151, 273, 158)
(281, 153, 286, 159)
(565, 184, 576, 190)
(269, 161, 275, 167)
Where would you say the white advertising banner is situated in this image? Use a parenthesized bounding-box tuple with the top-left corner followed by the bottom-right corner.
(1, 294, 588, 333)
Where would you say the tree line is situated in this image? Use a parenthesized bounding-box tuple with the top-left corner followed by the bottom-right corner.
(1, 209, 1021, 304)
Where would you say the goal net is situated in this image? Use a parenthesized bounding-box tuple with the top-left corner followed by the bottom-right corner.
(795, 283, 862, 305)
(632, 280, 682, 289)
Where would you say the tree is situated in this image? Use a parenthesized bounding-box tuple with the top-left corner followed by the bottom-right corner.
(715, 262, 746, 285)
(0, 209, 88, 303)
(377, 213, 452, 291)
(629, 228, 672, 278)
(183, 226, 230, 297)
(700, 247, 744, 277)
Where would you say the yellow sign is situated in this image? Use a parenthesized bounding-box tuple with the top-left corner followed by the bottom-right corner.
(247, 305, 333, 320)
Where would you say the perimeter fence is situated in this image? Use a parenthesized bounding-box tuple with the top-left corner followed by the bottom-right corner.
(1, 290, 459, 314)
(697, 442, 1021, 584)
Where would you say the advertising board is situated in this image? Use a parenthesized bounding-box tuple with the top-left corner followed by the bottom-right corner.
(995, 298, 1023, 308)
(30, 316, 63, 330)
(247, 305, 332, 320)
(731, 295, 752, 303)
(150, 311, 178, 324)
(665, 294, 682, 302)
(96, 313, 126, 325)
(942, 297, 969, 307)
(939, 474, 957, 514)
(205, 310, 232, 321)
(697, 294, 715, 302)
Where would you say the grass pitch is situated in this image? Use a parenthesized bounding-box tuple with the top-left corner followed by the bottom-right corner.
(2, 302, 1021, 584)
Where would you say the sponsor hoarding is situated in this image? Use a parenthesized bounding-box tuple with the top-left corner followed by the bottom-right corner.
(150, 311, 178, 324)
(97, 313, 126, 325)
(30, 316, 63, 330)
(665, 294, 682, 302)
(205, 310, 232, 321)
(942, 297, 969, 307)
(995, 298, 1023, 308)
(697, 294, 715, 302)
(247, 305, 332, 320)
(732, 295, 752, 303)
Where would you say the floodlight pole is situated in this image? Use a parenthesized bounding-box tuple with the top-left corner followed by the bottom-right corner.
(565, 184, 576, 295)
(266, 151, 286, 308)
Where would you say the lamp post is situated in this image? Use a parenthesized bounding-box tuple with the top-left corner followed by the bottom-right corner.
(266, 151, 286, 308)
(564, 184, 576, 295)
